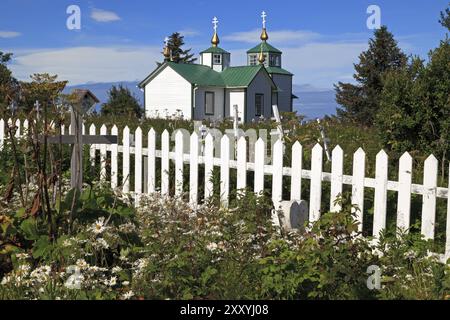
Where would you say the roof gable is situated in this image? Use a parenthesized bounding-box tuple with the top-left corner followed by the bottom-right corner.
(247, 42, 282, 54)
(200, 46, 230, 54)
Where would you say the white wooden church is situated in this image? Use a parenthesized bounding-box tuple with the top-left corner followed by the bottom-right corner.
(139, 12, 296, 123)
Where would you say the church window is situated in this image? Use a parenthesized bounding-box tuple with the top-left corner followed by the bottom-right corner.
(249, 54, 257, 65)
(205, 92, 215, 115)
(213, 54, 222, 64)
(255, 94, 264, 117)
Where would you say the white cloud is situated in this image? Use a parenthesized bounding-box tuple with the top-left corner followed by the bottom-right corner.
(0, 31, 21, 38)
(90, 8, 121, 23)
(10, 46, 162, 85)
(177, 29, 200, 37)
(224, 29, 320, 44)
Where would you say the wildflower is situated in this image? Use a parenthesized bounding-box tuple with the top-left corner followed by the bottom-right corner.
(94, 238, 109, 249)
(122, 281, 130, 286)
(76, 259, 89, 270)
(63, 239, 72, 247)
(122, 290, 134, 300)
(89, 217, 107, 235)
(104, 276, 117, 287)
(15, 253, 30, 260)
(119, 222, 136, 233)
(206, 242, 218, 252)
(112, 266, 122, 274)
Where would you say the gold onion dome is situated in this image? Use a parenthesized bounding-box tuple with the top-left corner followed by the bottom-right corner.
(163, 45, 170, 59)
(211, 32, 220, 47)
(260, 28, 269, 41)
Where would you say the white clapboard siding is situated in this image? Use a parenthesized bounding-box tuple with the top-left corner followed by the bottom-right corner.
(100, 125, 107, 182)
(89, 124, 96, 167)
(189, 132, 199, 206)
(220, 135, 230, 207)
(352, 148, 366, 232)
(373, 150, 388, 238)
(204, 134, 214, 199)
(254, 138, 265, 194)
(122, 126, 131, 193)
(175, 130, 184, 197)
(147, 129, 156, 194)
(111, 125, 118, 189)
(397, 152, 412, 231)
(236, 136, 247, 191)
(309, 144, 323, 222)
(161, 130, 170, 196)
(134, 127, 143, 201)
(330, 145, 344, 212)
(421, 155, 438, 239)
(290, 141, 302, 201)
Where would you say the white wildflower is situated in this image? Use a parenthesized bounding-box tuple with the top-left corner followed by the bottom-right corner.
(122, 281, 130, 286)
(122, 290, 134, 300)
(76, 259, 89, 270)
(89, 217, 107, 235)
(206, 242, 218, 252)
(94, 238, 109, 249)
(112, 266, 122, 274)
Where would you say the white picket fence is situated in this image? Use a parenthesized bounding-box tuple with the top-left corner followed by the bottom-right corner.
(1, 118, 449, 261)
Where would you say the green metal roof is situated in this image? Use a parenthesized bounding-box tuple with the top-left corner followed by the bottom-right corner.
(265, 66, 293, 76)
(166, 62, 225, 86)
(247, 41, 282, 54)
(200, 46, 230, 54)
(221, 65, 264, 87)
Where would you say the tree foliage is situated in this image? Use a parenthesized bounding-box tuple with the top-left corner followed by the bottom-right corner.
(0, 52, 20, 115)
(101, 84, 143, 118)
(20, 74, 67, 111)
(165, 32, 197, 64)
(335, 26, 407, 126)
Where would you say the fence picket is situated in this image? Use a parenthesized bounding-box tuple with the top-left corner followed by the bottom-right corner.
(122, 126, 130, 193)
(373, 150, 388, 238)
(397, 152, 412, 232)
(272, 139, 283, 226)
(220, 135, 230, 207)
(111, 125, 118, 189)
(254, 138, 265, 195)
(15, 119, 20, 138)
(310, 144, 323, 222)
(190, 132, 199, 206)
(204, 134, 214, 199)
(147, 129, 156, 193)
(161, 130, 170, 196)
(100, 125, 107, 182)
(23, 119, 29, 135)
(422, 155, 438, 239)
(89, 124, 96, 167)
(352, 148, 365, 232)
(330, 145, 344, 212)
(135, 127, 143, 201)
(0, 119, 4, 150)
(175, 130, 184, 197)
(446, 163, 450, 260)
(290, 141, 302, 201)
(236, 136, 247, 191)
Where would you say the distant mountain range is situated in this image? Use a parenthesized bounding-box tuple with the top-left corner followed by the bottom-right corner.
(65, 82, 339, 120)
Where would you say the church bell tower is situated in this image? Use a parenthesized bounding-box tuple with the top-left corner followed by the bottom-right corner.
(200, 16, 230, 72)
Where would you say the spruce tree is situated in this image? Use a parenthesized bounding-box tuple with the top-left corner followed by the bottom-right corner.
(166, 32, 197, 64)
(101, 84, 143, 118)
(335, 26, 407, 126)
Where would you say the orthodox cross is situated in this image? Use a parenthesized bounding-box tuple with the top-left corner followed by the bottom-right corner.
(41, 102, 117, 190)
(261, 11, 267, 28)
(212, 16, 219, 32)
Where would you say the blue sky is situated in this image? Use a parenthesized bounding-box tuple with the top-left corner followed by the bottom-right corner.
(1, 0, 448, 88)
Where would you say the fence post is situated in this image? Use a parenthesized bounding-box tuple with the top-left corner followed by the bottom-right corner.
(111, 125, 118, 189)
(204, 134, 214, 200)
(352, 148, 365, 232)
(310, 143, 323, 222)
(147, 128, 156, 193)
(290, 141, 302, 201)
(100, 124, 107, 182)
(89, 124, 96, 167)
(23, 119, 29, 135)
(236, 136, 247, 192)
(161, 130, 170, 196)
(397, 152, 412, 232)
(122, 126, 130, 193)
(15, 119, 20, 138)
(373, 150, 388, 238)
(254, 138, 265, 195)
(446, 163, 450, 260)
(190, 132, 199, 206)
(175, 130, 184, 197)
(330, 145, 343, 212)
(0, 118, 4, 151)
(220, 135, 230, 207)
(135, 127, 143, 203)
(422, 155, 438, 239)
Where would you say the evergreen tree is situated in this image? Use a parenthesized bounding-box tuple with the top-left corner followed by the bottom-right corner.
(335, 26, 407, 126)
(0, 52, 20, 115)
(101, 84, 143, 118)
(166, 32, 197, 64)
(440, 3, 450, 31)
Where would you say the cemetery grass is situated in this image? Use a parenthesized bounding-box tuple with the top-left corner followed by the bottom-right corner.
(0, 114, 449, 300)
